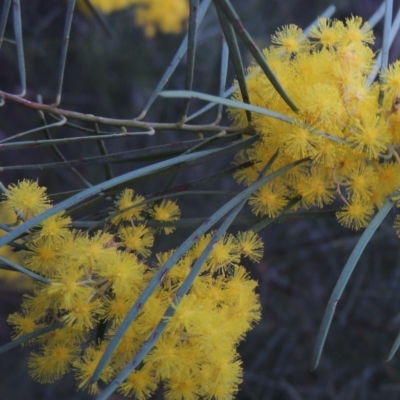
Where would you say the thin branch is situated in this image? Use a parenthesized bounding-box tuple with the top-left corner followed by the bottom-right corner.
(0, 89, 240, 133)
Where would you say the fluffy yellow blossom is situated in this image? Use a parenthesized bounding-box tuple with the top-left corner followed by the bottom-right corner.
(248, 181, 288, 217)
(336, 197, 374, 229)
(309, 17, 344, 49)
(118, 224, 154, 258)
(118, 365, 158, 399)
(236, 231, 264, 263)
(37, 212, 71, 242)
(229, 16, 400, 231)
(149, 199, 180, 234)
(271, 24, 308, 55)
(381, 60, 400, 96)
(111, 188, 146, 225)
(342, 16, 374, 45)
(28, 343, 80, 383)
(3, 179, 50, 220)
(7, 310, 41, 340)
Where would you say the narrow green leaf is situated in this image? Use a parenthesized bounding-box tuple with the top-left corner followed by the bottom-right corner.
(388, 329, 400, 361)
(0, 322, 64, 354)
(215, 35, 229, 123)
(251, 197, 302, 233)
(12, 0, 26, 96)
(54, 0, 76, 106)
(0, 149, 219, 249)
(0, 0, 12, 50)
(214, 0, 298, 112)
(368, 1, 385, 28)
(0, 255, 49, 284)
(161, 130, 229, 191)
(0, 134, 242, 171)
(181, 0, 199, 120)
(185, 86, 234, 122)
(136, 0, 212, 119)
(94, 123, 113, 181)
(82, 0, 114, 37)
(0, 128, 154, 151)
(161, 90, 347, 145)
(37, 106, 92, 187)
(381, 0, 393, 71)
(215, 3, 251, 124)
(311, 200, 394, 370)
(368, 5, 400, 85)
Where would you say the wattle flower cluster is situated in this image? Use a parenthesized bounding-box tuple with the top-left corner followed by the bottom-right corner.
(230, 17, 400, 232)
(3, 180, 263, 399)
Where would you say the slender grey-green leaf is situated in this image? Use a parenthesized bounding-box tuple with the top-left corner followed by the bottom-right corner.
(161, 90, 347, 145)
(54, 0, 75, 106)
(185, 86, 234, 122)
(82, 0, 114, 37)
(38, 108, 92, 187)
(136, 0, 212, 120)
(12, 0, 25, 96)
(94, 123, 113, 181)
(0, 255, 49, 284)
(181, 0, 199, 120)
(214, 0, 298, 112)
(86, 132, 258, 237)
(0, 128, 154, 151)
(215, 3, 251, 124)
(252, 197, 302, 233)
(0, 149, 220, 249)
(388, 329, 400, 361)
(368, 1, 385, 28)
(0, 134, 242, 171)
(381, 0, 393, 71)
(90, 157, 307, 384)
(161, 130, 229, 191)
(97, 200, 246, 400)
(0, 0, 11, 50)
(368, 5, 400, 85)
(165, 90, 292, 121)
(215, 35, 229, 123)
(311, 199, 394, 370)
(0, 322, 64, 354)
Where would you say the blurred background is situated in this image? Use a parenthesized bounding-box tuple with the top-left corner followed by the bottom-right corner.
(2, 0, 400, 399)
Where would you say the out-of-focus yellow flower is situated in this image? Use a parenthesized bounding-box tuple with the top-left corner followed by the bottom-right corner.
(77, 0, 133, 14)
(76, 0, 189, 37)
(134, 0, 189, 37)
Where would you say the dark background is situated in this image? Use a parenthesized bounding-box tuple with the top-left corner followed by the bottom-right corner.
(2, 0, 400, 399)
